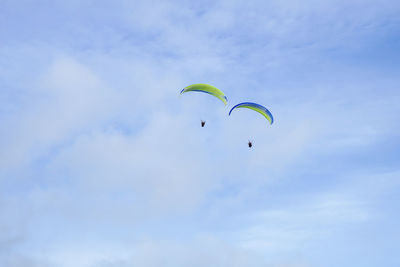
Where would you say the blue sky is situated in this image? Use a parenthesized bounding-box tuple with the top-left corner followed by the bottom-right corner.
(1, 0, 400, 266)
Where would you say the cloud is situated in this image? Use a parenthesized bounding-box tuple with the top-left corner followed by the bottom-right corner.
(39, 235, 309, 267)
(0, 0, 399, 266)
(0, 57, 119, 176)
(238, 194, 369, 252)
(45, 111, 223, 215)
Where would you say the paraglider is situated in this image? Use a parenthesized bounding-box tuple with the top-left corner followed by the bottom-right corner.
(180, 84, 228, 106)
(229, 102, 273, 147)
(180, 84, 228, 127)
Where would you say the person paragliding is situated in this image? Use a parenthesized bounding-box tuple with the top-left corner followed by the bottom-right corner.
(229, 102, 274, 147)
(248, 140, 253, 148)
(180, 84, 228, 128)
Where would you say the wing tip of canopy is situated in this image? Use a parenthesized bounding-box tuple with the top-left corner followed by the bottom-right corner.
(223, 95, 228, 105)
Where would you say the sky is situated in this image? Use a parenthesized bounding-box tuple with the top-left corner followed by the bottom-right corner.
(1, 0, 400, 266)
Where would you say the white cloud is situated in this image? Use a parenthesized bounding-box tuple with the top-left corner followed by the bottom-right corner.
(239, 194, 369, 251)
(0, 0, 399, 266)
(45, 110, 222, 215)
(0, 57, 119, 174)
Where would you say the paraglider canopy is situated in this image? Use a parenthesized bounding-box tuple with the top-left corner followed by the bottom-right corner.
(229, 102, 274, 125)
(180, 84, 228, 105)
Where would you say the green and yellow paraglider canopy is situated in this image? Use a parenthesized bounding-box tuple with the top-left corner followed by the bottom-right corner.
(180, 84, 228, 105)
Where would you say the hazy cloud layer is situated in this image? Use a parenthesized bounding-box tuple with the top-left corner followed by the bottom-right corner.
(1, 0, 400, 266)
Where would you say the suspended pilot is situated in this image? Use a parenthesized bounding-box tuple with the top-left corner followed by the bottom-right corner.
(201, 120, 206, 127)
(248, 140, 252, 148)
